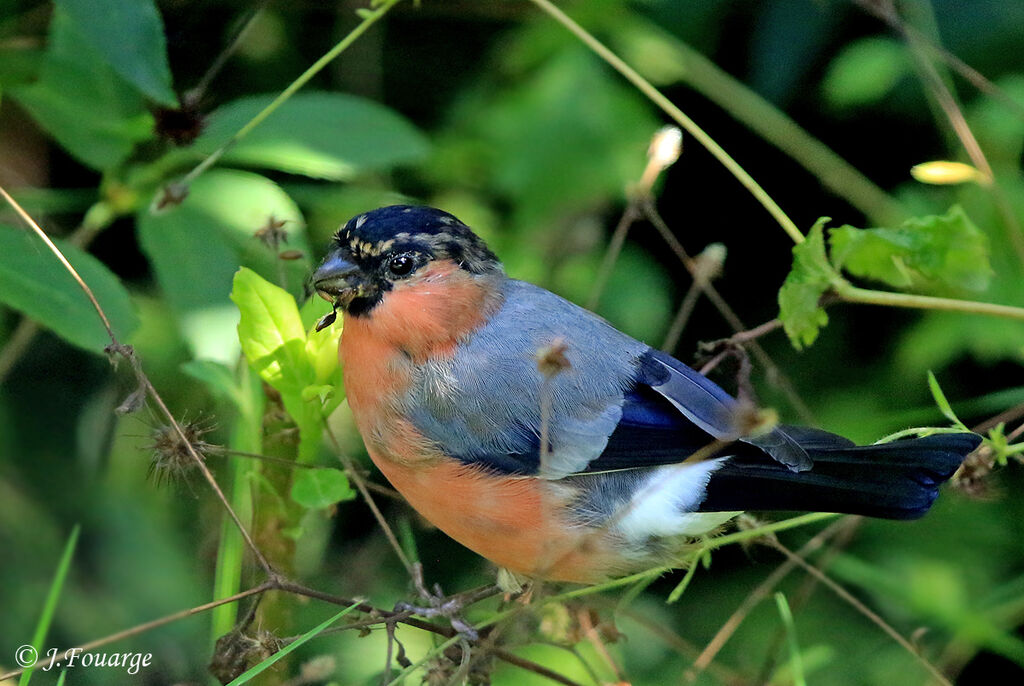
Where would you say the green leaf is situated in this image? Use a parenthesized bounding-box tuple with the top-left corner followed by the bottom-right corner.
(20, 525, 79, 686)
(829, 206, 992, 294)
(226, 603, 361, 685)
(231, 267, 313, 394)
(927, 371, 968, 429)
(778, 218, 835, 349)
(137, 170, 307, 360)
(0, 224, 138, 352)
(11, 9, 154, 170)
(290, 468, 354, 509)
(192, 92, 430, 179)
(822, 37, 910, 109)
(55, 0, 177, 106)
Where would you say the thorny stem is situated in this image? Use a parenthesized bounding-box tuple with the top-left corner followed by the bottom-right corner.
(178, 0, 402, 189)
(526, 0, 805, 245)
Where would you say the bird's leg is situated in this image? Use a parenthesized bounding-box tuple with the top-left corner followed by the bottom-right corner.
(394, 563, 486, 640)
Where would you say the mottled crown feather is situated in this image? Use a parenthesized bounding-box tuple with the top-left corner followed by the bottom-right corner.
(334, 205, 501, 274)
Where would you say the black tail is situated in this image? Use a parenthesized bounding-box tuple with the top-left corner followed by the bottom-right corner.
(699, 429, 982, 520)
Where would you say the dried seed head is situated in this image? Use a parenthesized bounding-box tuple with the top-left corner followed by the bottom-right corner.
(254, 215, 289, 250)
(148, 419, 216, 486)
(536, 337, 571, 378)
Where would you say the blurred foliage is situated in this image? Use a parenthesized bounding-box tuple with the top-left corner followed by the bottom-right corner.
(1, 0, 1024, 685)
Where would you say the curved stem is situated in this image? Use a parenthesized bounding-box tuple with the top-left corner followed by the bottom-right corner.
(526, 0, 804, 245)
(836, 283, 1024, 322)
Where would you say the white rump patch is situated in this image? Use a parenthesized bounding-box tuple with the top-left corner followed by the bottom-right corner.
(615, 459, 736, 542)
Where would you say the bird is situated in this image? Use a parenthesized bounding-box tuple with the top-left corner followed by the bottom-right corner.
(311, 205, 981, 584)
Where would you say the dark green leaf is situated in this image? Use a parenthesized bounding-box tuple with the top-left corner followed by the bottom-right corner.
(778, 218, 834, 349)
(0, 224, 138, 352)
(56, 0, 177, 106)
(11, 9, 153, 170)
(829, 206, 992, 293)
(192, 92, 430, 179)
(290, 469, 354, 509)
(137, 170, 307, 359)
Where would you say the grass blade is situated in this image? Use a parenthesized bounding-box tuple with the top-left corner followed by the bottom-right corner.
(774, 592, 806, 686)
(226, 602, 360, 685)
(20, 524, 80, 686)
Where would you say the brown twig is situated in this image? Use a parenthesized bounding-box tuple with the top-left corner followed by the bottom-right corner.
(0, 584, 272, 682)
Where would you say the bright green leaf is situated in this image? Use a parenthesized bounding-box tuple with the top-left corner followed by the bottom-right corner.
(192, 92, 430, 180)
(778, 218, 835, 349)
(822, 37, 910, 109)
(829, 206, 992, 293)
(55, 0, 177, 106)
(231, 267, 312, 394)
(0, 224, 138, 353)
(11, 9, 154, 170)
(290, 468, 354, 509)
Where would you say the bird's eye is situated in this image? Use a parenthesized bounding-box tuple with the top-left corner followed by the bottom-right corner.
(387, 254, 416, 277)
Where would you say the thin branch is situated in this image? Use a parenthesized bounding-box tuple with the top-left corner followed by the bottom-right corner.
(324, 423, 415, 577)
(686, 517, 851, 681)
(0, 584, 272, 682)
(526, 0, 804, 245)
(587, 203, 642, 310)
(641, 199, 815, 422)
(178, 0, 403, 188)
(0, 183, 275, 577)
(769, 539, 955, 686)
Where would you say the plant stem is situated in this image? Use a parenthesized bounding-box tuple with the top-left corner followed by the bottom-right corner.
(526, 0, 804, 245)
(179, 0, 402, 188)
(655, 33, 907, 226)
(835, 283, 1024, 321)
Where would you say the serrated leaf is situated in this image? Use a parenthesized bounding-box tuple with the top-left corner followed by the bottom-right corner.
(11, 9, 153, 170)
(290, 468, 354, 509)
(778, 218, 834, 350)
(0, 224, 138, 352)
(192, 92, 429, 180)
(56, 0, 177, 106)
(829, 206, 991, 293)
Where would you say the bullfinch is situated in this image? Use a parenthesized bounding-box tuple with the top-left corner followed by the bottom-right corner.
(312, 205, 980, 584)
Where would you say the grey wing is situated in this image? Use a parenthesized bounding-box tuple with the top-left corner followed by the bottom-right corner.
(404, 279, 647, 478)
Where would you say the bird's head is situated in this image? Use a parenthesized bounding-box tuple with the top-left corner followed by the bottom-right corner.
(312, 205, 502, 318)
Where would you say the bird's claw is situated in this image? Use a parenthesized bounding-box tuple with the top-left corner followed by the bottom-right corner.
(395, 564, 480, 640)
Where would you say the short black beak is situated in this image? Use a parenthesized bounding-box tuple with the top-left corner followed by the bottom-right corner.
(312, 252, 363, 306)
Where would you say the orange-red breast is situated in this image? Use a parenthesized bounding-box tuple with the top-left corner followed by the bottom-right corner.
(312, 205, 980, 583)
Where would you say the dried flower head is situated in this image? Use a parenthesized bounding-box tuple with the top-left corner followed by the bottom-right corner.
(148, 419, 217, 486)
